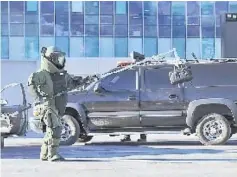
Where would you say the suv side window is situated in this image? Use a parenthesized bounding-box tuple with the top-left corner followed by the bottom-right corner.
(144, 67, 174, 91)
(101, 69, 136, 91)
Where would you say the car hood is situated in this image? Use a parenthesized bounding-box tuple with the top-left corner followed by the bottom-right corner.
(67, 90, 88, 104)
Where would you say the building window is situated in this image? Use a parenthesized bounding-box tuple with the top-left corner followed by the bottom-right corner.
(25, 37, 39, 59)
(215, 1, 228, 15)
(158, 15, 171, 25)
(39, 37, 55, 51)
(85, 25, 99, 36)
(70, 37, 84, 57)
(201, 1, 214, 15)
(100, 15, 113, 24)
(159, 25, 171, 38)
(9, 37, 25, 60)
(25, 24, 39, 36)
(100, 1, 114, 15)
(187, 1, 200, 16)
(115, 38, 128, 57)
(85, 37, 99, 57)
(1, 24, 9, 36)
(55, 1, 69, 36)
(55, 37, 69, 56)
(144, 16, 157, 25)
(100, 25, 113, 36)
(229, 2, 237, 13)
(71, 1, 83, 13)
(144, 1, 157, 16)
(202, 38, 215, 59)
(172, 15, 186, 25)
(128, 38, 143, 53)
(129, 1, 142, 15)
(129, 25, 143, 37)
(40, 1, 54, 36)
(26, 1, 38, 12)
(172, 38, 186, 58)
(115, 1, 127, 14)
(187, 25, 200, 38)
(144, 26, 157, 37)
(158, 38, 171, 53)
(85, 15, 99, 24)
(115, 25, 128, 37)
(186, 38, 201, 59)
(115, 15, 128, 24)
(1, 37, 9, 59)
(172, 1, 185, 15)
(144, 38, 157, 57)
(100, 37, 114, 57)
(172, 25, 186, 38)
(85, 1, 99, 14)
(158, 1, 171, 15)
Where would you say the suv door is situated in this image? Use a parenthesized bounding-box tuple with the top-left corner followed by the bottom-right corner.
(140, 66, 186, 127)
(85, 69, 141, 128)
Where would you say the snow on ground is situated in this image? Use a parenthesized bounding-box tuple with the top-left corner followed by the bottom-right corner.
(1, 132, 237, 177)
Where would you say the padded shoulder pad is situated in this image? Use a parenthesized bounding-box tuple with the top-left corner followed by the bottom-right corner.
(27, 71, 46, 86)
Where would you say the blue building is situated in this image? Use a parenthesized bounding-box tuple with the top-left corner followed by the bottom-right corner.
(1, 1, 237, 60)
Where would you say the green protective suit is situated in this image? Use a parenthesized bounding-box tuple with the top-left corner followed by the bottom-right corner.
(27, 46, 79, 161)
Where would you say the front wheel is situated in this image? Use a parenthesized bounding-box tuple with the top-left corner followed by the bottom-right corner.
(196, 113, 231, 145)
(60, 115, 80, 146)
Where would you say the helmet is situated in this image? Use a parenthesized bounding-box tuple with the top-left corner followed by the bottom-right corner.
(41, 46, 66, 70)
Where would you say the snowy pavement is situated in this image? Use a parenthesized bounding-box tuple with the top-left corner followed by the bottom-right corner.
(1, 132, 237, 177)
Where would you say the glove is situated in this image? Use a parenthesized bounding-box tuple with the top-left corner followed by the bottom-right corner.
(32, 102, 43, 117)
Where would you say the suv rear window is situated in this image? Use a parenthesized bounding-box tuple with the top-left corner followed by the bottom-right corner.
(101, 69, 136, 91)
(144, 67, 175, 90)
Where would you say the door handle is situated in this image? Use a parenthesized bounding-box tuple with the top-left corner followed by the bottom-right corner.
(127, 95, 136, 100)
(169, 94, 178, 99)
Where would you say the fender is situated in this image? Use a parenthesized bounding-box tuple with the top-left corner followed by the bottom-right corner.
(66, 102, 87, 126)
(186, 98, 237, 129)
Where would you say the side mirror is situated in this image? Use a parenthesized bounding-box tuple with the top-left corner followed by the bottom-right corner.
(169, 65, 193, 85)
(0, 99, 8, 106)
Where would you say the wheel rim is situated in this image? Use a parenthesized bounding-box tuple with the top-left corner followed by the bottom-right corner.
(202, 118, 225, 141)
(61, 119, 72, 142)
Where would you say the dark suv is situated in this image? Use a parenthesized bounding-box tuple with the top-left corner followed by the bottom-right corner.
(30, 57, 237, 146)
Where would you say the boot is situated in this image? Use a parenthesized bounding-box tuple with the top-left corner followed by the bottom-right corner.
(40, 142, 48, 161)
(48, 139, 65, 162)
(121, 135, 131, 142)
(137, 134, 147, 142)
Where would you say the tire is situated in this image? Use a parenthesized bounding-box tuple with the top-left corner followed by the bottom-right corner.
(60, 115, 80, 146)
(196, 113, 231, 145)
(78, 135, 93, 143)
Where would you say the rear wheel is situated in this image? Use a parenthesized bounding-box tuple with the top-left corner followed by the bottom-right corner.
(196, 113, 231, 145)
(60, 115, 80, 146)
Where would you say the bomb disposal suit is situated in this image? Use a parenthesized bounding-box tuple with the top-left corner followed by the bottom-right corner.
(28, 46, 82, 161)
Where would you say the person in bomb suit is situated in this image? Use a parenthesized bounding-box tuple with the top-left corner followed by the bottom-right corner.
(27, 46, 84, 161)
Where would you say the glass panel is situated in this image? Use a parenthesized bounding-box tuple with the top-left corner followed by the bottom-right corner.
(26, 1, 38, 12)
(116, 1, 127, 14)
(100, 25, 113, 36)
(9, 37, 25, 60)
(1, 14, 8, 23)
(202, 38, 215, 59)
(10, 1, 24, 13)
(25, 24, 39, 36)
(144, 38, 157, 57)
(187, 16, 200, 25)
(144, 26, 157, 37)
(1, 1, 8, 13)
(85, 1, 99, 14)
(85, 15, 99, 24)
(187, 1, 200, 16)
(39, 37, 55, 50)
(71, 1, 83, 13)
(129, 25, 143, 37)
(201, 15, 215, 26)
(10, 24, 24, 36)
(172, 26, 186, 38)
(40, 25, 54, 36)
(187, 25, 200, 38)
(85, 37, 99, 57)
(158, 1, 171, 15)
(25, 14, 39, 23)
(100, 1, 113, 14)
(158, 38, 171, 53)
(216, 27, 221, 38)
(216, 15, 220, 27)
(158, 15, 171, 25)
(115, 25, 128, 36)
(25, 37, 39, 59)
(71, 14, 84, 24)
(100, 15, 113, 24)
(100, 37, 114, 57)
(144, 16, 157, 25)
(115, 15, 128, 24)
(159, 25, 171, 38)
(215, 1, 228, 15)
(215, 38, 221, 58)
(1, 24, 9, 36)
(202, 26, 215, 38)
(172, 15, 186, 25)
(55, 23, 69, 36)
(129, 1, 142, 15)
(1, 37, 9, 59)
(10, 14, 24, 23)
(172, 38, 186, 58)
(71, 24, 84, 36)
(115, 38, 128, 57)
(172, 1, 185, 15)
(128, 38, 143, 53)
(144, 1, 157, 15)
(41, 14, 54, 24)
(40, 1, 54, 14)
(186, 38, 201, 59)
(55, 37, 69, 56)
(229, 2, 237, 13)
(129, 15, 143, 25)
(85, 25, 99, 36)
(201, 1, 214, 15)
(55, 1, 69, 14)
(70, 37, 84, 57)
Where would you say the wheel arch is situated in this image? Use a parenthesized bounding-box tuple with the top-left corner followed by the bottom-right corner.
(186, 98, 237, 130)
